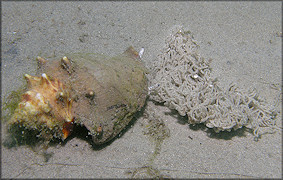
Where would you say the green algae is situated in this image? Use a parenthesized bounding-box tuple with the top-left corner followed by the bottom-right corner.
(2, 85, 27, 123)
(126, 106, 171, 179)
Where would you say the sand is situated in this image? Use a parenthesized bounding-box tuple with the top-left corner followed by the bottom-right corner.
(1, 2, 282, 178)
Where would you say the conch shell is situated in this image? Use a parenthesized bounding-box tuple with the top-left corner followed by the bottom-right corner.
(7, 46, 148, 145)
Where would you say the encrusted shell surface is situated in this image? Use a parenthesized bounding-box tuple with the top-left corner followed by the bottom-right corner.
(8, 46, 148, 145)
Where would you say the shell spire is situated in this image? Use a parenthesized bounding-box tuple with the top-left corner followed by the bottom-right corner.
(9, 73, 74, 141)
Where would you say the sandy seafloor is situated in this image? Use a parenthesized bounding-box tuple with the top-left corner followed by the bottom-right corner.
(1, 2, 282, 179)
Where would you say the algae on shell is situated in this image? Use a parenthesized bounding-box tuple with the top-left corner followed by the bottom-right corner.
(65, 47, 148, 144)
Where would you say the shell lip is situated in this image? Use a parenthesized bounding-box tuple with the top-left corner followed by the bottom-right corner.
(62, 117, 75, 140)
